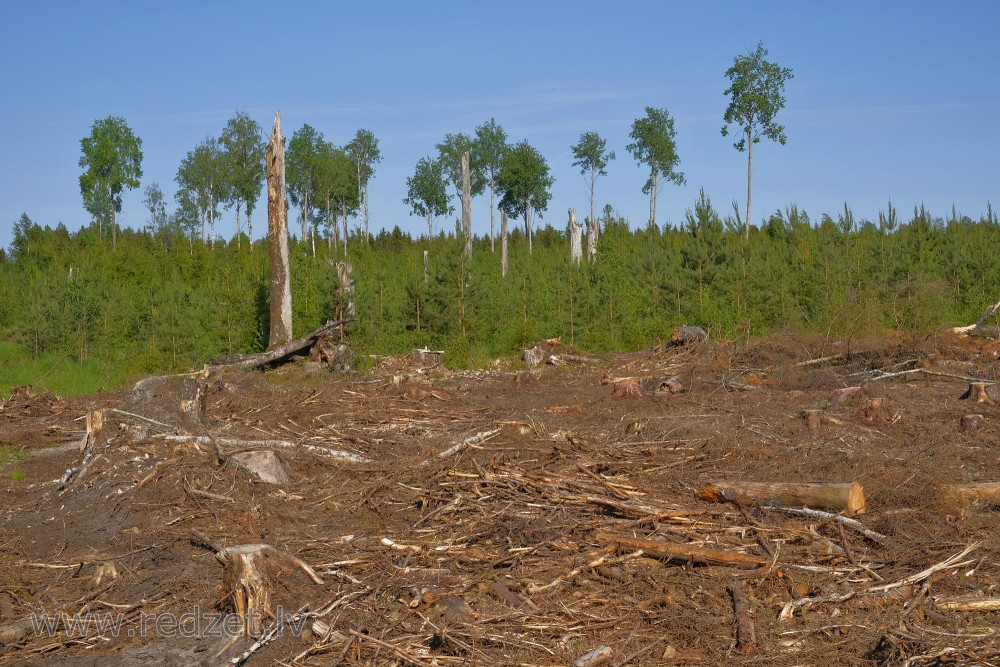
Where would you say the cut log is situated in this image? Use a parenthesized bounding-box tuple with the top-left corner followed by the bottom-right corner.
(670, 326, 707, 346)
(960, 414, 985, 432)
(266, 111, 293, 348)
(961, 382, 996, 405)
(942, 483, 1000, 505)
(697, 480, 866, 515)
(935, 596, 1000, 612)
(207, 319, 349, 374)
(595, 532, 767, 568)
(729, 581, 756, 654)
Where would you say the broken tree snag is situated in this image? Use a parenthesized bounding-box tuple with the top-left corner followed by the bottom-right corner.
(595, 532, 767, 568)
(961, 382, 996, 405)
(960, 414, 985, 432)
(670, 325, 707, 347)
(942, 483, 1000, 505)
(267, 111, 293, 348)
(801, 409, 822, 434)
(207, 319, 349, 374)
(729, 581, 756, 654)
(586, 215, 599, 262)
(697, 480, 866, 515)
(951, 297, 1000, 336)
(334, 260, 355, 340)
(568, 207, 582, 265)
(217, 544, 323, 636)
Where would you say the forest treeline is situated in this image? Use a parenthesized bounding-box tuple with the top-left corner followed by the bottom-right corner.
(2, 195, 998, 386)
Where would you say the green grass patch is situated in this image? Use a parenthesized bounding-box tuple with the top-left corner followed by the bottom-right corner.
(0, 340, 133, 397)
(9, 469, 25, 482)
(0, 444, 26, 467)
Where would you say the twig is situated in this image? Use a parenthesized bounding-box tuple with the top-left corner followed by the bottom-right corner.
(348, 629, 437, 667)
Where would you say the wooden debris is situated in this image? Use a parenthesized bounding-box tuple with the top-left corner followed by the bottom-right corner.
(419, 428, 501, 466)
(227, 450, 290, 485)
(207, 319, 351, 374)
(769, 506, 887, 543)
(572, 645, 613, 667)
(961, 381, 996, 405)
(697, 480, 867, 515)
(156, 434, 370, 464)
(595, 532, 768, 568)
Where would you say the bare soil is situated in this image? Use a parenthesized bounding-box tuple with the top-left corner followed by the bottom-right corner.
(2, 332, 1000, 666)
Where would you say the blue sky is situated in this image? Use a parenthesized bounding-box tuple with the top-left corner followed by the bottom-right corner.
(1, 1, 997, 250)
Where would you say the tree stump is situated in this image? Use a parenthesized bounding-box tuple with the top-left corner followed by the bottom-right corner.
(961, 414, 985, 432)
(802, 409, 822, 434)
(612, 380, 643, 398)
(861, 398, 898, 423)
(962, 382, 996, 405)
(670, 326, 708, 347)
(829, 386, 862, 409)
(651, 376, 683, 398)
(217, 545, 322, 636)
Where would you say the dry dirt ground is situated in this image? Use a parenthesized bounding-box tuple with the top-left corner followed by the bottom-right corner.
(2, 332, 1000, 666)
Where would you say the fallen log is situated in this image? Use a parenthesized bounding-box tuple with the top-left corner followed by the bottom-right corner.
(729, 581, 756, 653)
(934, 595, 1000, 612)
(419, 429, 501, 466)
(595, 532, 768, 568)
(942, 482, 1000, 505)
(155, 434, 371, 464)
(207, 319, 351, 374)
(697, 480, 866, 515)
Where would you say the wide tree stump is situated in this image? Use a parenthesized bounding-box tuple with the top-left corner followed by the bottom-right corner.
(612, 380, 643, 398)
(801, 409, 822, 434)
(698, 480, 866, 515)
(962, 382, 996, 405)
(670, 326, 707, 347)
(217, 545, 323, 636)
(960, 414, 985, 432)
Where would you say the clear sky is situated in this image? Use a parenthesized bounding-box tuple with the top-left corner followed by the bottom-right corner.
(1, 1, 997, 251)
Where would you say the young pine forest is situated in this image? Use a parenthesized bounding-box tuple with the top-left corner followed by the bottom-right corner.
(2, 195, 999, 395)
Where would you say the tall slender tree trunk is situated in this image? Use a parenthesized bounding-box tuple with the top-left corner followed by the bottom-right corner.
(501, 210, 509, 277)
(342, 202, 349, 256)
(649, 166, 657, 230)
(266, 111, 293, 348)
(110, 188, 117, 250)
(363, 182, 370, 239)
(427, 211, 433, 239)
(247, 207, 252, 242)
(526, 206, 533, 255)
(589, 168, 596, 234)
(235, 201, 243, 249)
(745, 132, 753, 242)
(489, 176, 495, 253)
(461, 151, 472, 259)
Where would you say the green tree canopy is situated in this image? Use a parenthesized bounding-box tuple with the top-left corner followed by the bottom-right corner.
(473, 119, 508, 250)
(571, 131, 615, 231)
(626, 107, 684, 230)
(78, 116, 143, 248)
(175, 137, 227, 245)
(219, 111, 265, 244)
(436, 132, 485, 199)
(314, 140, 358, 249)
(286, 124, 324, 240)
(497, 140, 554, 254)
(722, 42, 794, 238)
(345, 129, 382, 237)
(404, 156, 453, 238)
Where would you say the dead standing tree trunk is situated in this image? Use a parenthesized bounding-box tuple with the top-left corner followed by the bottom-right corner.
(461, 151, 472, 259)
(267, 112, 293, 348)
(335, 260, 355, 341)
(586, 216, 599, 263)
(568, 208, 582, 265)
